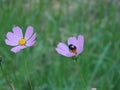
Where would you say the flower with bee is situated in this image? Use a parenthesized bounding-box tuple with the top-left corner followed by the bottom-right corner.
(56, 35, 84, 59)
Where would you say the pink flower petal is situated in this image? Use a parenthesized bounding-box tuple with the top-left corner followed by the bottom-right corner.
(56, 48, 70, 57)
(12, 26, 23, 39)
(11, 46, 26, 53)
(26, 41, 35, 47)
(6, 32, 19, 44)
(6, 32, 14, 40)
(56, 48, 75, 57)
(56, 43, 75, 57)
(24, 26, 34, 40)
(68, 37, 78, 46)
(57, 42, 69, 52)
(5, 39, 18, 46)
(27, 33, 36, 44)
(77, 35, 84, 54)
(68, 36, 84, 55)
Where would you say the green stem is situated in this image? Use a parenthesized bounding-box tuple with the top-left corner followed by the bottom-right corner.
(24, 59, 32, 90)
(76, 61, 87, 90)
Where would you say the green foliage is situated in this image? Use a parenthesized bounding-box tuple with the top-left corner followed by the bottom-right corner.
(0, 0, 120, 90)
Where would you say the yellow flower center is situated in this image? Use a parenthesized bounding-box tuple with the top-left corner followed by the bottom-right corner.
(19, 38, 26, 46)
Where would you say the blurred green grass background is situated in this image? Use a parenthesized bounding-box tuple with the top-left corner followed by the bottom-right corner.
(0, 0, 120, 90)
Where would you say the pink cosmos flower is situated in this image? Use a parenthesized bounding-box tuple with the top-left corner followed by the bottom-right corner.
(56, 35, 84, 57)
(5, 26, 36, 53)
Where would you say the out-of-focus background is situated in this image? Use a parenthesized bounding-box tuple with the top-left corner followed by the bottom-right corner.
(0, 0, 120, 90)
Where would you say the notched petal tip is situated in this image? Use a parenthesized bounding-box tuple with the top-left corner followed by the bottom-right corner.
(12, 26, 23, 38)
(68, 37, 77, 46)
(78, 34, 84, 45)
(6, 32, 14, 40)
(12, 26, 21, 32)
(78, 35, 84, 40)
(27, 26, 33, 29)
(13, 26, 20, 28)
